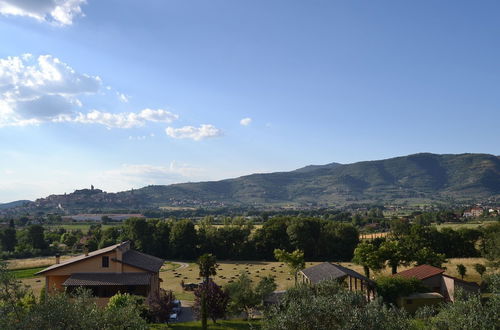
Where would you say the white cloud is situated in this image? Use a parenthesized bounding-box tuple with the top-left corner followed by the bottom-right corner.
(0, 54, 100, 126)
(73, 108, 178, 129)
(0, 54, 180, 129)
(165, 124, 222, 141)
(117, 92, 129, 103)
(0, 0, 86, 26)
(240, 117, 252, 126)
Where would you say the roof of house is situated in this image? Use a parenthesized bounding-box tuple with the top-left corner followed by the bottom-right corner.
(300, 262, 372, 285)
(63, 272, 151, 286)
(118, 249, 164, 272)
(36, 242, 124, 275)
(36, 241, 164, 275)
(395, 265, 445, 280)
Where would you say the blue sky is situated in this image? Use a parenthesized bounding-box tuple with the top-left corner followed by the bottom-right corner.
(0, 0, 499, 202)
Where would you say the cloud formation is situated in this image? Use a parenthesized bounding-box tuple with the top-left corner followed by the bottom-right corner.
(0, 54, 179, 129)
(73, 108, 178, 128)
(240, 117, 252, 126)
(165, 124, 222, 141)
(0, 54, 100, 126)
(0, 0, 86, 25)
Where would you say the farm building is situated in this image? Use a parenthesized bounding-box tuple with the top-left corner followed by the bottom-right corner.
(394, 264, 479, 302)
(299, 262, 376, 299)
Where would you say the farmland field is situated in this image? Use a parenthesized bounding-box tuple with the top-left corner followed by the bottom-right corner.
(45, 223, 120, 231)
(8, 255, 492, 300)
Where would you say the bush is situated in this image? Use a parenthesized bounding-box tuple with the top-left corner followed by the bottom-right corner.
(376, 276, 428, 305)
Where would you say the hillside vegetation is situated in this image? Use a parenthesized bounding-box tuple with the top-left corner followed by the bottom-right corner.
(4, 153, 500, 213)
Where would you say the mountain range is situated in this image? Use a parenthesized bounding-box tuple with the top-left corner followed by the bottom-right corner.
(3, 153, 500, 214)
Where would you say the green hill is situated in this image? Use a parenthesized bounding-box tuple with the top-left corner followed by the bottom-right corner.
(120, 153, 500, 207)
(3, 153, 500, 213)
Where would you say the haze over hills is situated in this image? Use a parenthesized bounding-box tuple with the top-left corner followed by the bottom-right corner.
(3, 153, 500, 214)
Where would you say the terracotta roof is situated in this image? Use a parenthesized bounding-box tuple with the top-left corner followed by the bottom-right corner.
(395, 265, 445, 280)
(300, 262, 372, 284)
(118, 250, 164, 272)
(36, 242, 124, 275)
(63, 272, 151, 286)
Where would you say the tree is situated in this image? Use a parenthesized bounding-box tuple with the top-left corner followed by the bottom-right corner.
(193, 280, 230, 324)
(0, 227, 17, 251)
(352, 242, 384, 278)
(378, 240, 406, 274)
(225, 272, 260, 320)
(413, 247, 446, 268)
(474, 263, 486, 279)
(273, 249, 305, 285)
(375, 276, 428, 305)
(456, 264, 467, 280)
(255, 275, 277, 304)
(170, 219, 197, 259)
(146, 289, 175, 324)
(197, 253, 218, 330)
(26, 225, 47, 250)
(263, 280, 411, 330)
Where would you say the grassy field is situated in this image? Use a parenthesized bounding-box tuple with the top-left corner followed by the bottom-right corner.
(160, 258, 491, 302)
(45, 223, 120, 231)
(9, 266, 46, 279)
(152, 319, 261, 329)
(8, 254, 491, 299)
(6, 255, 73, 270)
(434, 221, 497, 230)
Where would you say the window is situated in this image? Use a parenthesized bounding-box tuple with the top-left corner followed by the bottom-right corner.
(406, 299, 413, 305)
(102, 256, 109, 268)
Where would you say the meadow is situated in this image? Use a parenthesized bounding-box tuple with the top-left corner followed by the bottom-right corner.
(159, 258, 490, 301)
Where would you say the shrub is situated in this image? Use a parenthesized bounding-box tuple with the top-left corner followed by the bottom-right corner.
(375, 276, 428, 305)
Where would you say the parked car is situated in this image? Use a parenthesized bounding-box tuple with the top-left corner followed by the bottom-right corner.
(172, 299, 182, 314)
(169, 313, 178, 322)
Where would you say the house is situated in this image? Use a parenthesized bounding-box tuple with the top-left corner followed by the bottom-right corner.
(299, 262, 376, 299)
(36, 241, 164, 306)
(397, 292, 444, 313)
(463, 207, 483, 218)
(394, 264, 479, 302)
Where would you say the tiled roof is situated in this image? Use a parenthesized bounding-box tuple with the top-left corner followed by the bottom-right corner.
(119, 250, 164, 272)
(63, 272, 151, 286)
(300, 262, 372, 284)
(36, 242, 124, 275)
(395, 265, 445, 280)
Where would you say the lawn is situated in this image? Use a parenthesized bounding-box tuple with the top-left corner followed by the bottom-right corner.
(152, 319, 262, 329)
(9, 266, 46, 279)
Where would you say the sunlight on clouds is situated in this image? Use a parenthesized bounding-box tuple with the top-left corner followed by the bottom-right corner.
(0, 0, 86, 26)
(73, 108, 178, 129)
(0, 54, 181, 129)
(0, 54, 100, 126)
(165, 124, 222, 141)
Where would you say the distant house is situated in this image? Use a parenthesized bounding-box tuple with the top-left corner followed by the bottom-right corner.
(463, 207, 483, 218)
(36, 241, 164, 306)
(394, 264, 479, 302)
(299, 262, 376, 299)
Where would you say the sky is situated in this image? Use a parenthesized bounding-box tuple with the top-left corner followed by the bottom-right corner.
(0, 0, 499, 202)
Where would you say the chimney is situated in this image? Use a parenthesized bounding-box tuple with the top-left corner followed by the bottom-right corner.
(55, 253, 60, 264)
(84, 246, 89, 256)
(116, 241, 130, 262)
